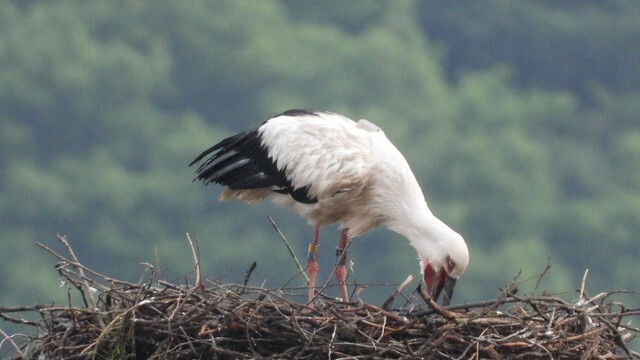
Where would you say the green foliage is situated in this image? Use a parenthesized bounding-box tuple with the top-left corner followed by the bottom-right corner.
(0, 0, 638, 321)
(418, 0, 640, 98)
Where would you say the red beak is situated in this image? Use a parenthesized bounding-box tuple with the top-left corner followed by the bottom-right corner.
(423, 263, 457, 306)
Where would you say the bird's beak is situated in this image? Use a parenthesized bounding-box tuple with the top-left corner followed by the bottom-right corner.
(441, 275, 457, 306)
(423, 263, 457, 306)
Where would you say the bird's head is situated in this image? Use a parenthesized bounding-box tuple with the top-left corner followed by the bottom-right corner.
(413, 220, 469, 306)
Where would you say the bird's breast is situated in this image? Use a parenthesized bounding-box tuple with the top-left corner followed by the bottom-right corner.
(271, 181, 385, 237)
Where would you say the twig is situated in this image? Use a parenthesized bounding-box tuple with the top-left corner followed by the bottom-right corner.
(579, 268, 589, 302)
(55, 234, 97, 308)
(267, 216, 309, 284)
(186, 233, 202, 286)
(382, 275, 414, 310)
(241, 262, 257, 292)
(534, 257, 552, 291)
(36, 242, 135, 288)
(0, 328, 26, 358)
(417, 284, 461, 322)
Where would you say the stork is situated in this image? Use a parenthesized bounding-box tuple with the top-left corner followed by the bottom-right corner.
(190, 110, 469, 306)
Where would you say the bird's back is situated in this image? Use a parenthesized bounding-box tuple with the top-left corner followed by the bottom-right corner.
(192, 111, 369, 196)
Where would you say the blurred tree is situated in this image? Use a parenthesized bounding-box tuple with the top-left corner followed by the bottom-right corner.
(0, 0, 638, 319)
(418, 0, 640, 99)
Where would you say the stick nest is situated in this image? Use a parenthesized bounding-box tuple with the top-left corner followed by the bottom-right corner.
(1, 235, 639, 359)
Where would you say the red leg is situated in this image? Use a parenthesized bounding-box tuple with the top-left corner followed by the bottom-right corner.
(307, 225, 320, 303)
(335, 229, 350, 304)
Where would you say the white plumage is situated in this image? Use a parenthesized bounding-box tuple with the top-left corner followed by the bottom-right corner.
(191, 110, 469, 306)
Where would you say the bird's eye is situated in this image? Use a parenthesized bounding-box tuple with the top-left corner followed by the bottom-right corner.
(447, 260, 455, 269)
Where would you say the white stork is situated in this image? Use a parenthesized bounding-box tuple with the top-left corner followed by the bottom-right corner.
(190, 110, 469, 306)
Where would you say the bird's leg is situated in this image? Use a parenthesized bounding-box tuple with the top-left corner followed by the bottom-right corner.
(335, 228, 350, 304)
(307, 225, 320, 303)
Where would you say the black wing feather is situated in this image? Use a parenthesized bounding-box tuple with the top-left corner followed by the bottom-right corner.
(190, 125, 317, 204)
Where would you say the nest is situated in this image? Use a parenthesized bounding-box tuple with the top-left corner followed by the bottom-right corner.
(1, 235, 639, 359)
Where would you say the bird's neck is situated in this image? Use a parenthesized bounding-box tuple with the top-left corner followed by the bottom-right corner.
(378, 172, 454, 261)
(389, 207, 453, 271)
(383, 181, 434, 243)
(387, 201, 434, 243)
(371, 150, 439, 249)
